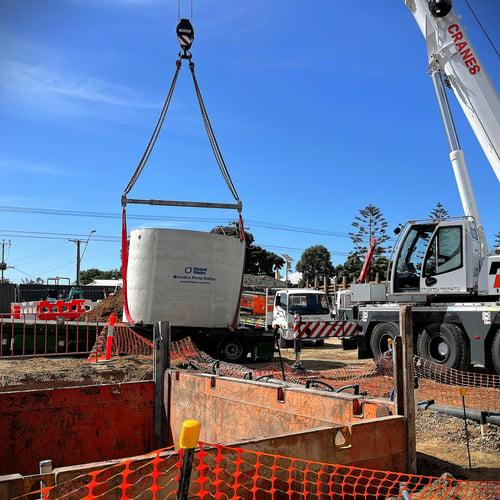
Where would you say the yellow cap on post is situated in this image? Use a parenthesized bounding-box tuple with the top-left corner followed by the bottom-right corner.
(459, 387, 467, 397)
(179, 419, 201, 449)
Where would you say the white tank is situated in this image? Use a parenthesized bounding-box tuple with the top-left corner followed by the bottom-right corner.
(126, 228, 245, 327)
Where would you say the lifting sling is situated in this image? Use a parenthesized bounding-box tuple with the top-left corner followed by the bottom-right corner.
(121, 18, 245, 324)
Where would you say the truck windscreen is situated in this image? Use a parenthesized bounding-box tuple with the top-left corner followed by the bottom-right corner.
(288, 294, 330, 315)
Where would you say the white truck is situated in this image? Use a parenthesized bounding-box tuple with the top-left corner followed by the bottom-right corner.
(271, 288, 332, 347)
(336, 0, 500, 374)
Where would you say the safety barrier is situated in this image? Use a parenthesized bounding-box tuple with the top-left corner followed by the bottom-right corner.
(0, 312, 103, 358)
(14, 441, 500, 499)
(10, 299, 96, 321)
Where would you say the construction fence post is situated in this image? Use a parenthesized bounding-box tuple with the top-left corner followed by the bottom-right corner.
(400, 304, 417, 475)
(392, 335, 405, 416)
(154, 321, 169, 449)
(292, 314, 304, 370)
(39, 459, 52, 500)
(176, 419, 201, 500)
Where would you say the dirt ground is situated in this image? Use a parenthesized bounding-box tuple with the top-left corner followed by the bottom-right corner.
(1, 338, 499, 482)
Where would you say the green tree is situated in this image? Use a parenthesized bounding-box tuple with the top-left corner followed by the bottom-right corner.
(21, 277, 44, 284)
(335, 253, 362, 285)
(210, 224, 254, 245)
(210, 224, 284, 276)
(296, 245, 334, 286)
(246, 245, 285, 276)
(429, 202, 449, 221)
(80, 268, 121, 285)
(345, 204, 390, 282)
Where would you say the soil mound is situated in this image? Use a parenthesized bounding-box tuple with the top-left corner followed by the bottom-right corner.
(91, 288, 124, 321)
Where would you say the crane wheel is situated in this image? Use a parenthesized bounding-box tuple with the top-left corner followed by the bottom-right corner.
(370, 322, 399, 358)
(417, 323, 470, 373)
(491, 329, 500, 375)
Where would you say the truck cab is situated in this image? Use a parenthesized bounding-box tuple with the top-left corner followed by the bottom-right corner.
(272, 289, 331, 347)
(391, 218, 486, 296)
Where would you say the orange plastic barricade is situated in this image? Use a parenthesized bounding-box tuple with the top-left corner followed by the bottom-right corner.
(37, 299, 87, 320)
(10, 304, 21, 319)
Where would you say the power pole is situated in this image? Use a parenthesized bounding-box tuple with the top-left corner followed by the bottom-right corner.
(0, 240, 12, 284)
(69, 231, 95, 286)
(68, 239, 82, 286)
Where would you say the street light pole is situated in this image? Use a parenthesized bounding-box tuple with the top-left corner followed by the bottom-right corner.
(281, 254, 293, 290)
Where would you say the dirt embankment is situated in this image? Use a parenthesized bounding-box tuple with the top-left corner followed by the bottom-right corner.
(90, 288, 124, 321)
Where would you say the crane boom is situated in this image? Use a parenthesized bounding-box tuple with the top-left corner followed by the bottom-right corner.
(405, 0, 500, 182)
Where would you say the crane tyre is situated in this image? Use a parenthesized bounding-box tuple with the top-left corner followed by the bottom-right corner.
(370, 322, 399, 358)
(491, 329, 500, 375)
(417, 323, 469, 373)
(218, 336, 248, 363)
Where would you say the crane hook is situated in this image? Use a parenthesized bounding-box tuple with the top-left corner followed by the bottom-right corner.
(176, 18, 194, 58)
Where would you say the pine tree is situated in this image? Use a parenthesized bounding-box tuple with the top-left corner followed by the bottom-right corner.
(429, 202, 449, 221)
(494, 232, 500, 249)
(346, 204, 390, 282)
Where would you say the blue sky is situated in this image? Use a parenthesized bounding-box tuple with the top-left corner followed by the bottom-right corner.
(0, 0, 499, 284)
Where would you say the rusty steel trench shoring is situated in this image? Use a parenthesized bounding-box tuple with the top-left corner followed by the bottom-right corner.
(0, 321, 415, 498)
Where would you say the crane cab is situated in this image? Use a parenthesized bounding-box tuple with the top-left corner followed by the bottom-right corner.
(391, 218, 481, 296)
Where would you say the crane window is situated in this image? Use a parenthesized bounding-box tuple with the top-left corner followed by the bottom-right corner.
(395, 225, 432, 289)
(424, 226, 463, 276)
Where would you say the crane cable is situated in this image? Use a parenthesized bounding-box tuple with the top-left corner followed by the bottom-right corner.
(189, 60, 241, 203)
(464, 0, 500, 58)
(178, 0, 193, 24)
(122, 21, 242, 209)
(123, 60, 182, 197)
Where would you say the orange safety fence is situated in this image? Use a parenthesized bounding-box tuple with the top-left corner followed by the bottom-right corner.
(19, 442, 500, 499)
(87, 321, 154, 361)
(86, 326, 500, 412)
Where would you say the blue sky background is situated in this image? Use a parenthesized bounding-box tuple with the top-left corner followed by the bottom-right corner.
(0, 0, 499, 284)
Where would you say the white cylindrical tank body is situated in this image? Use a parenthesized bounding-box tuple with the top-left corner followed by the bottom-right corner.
(126, 228, 245, 327)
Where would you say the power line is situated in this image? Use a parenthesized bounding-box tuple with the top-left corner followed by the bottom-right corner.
(0, 205, 353, 239)
(0, 229, 119, 242)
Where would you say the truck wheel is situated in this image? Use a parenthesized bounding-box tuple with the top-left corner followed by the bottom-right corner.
(370, 322, 399, 357)
(279, 334, 293, 348)
(417, 323, 469, 371)
(218, 336, 248, 363)
(492, 329, 500, 375)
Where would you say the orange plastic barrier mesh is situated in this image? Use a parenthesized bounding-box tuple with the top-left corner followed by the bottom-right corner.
(87, 322, 153, 361)
(88, 330, 500, 411)
(21, 442, 500, 499)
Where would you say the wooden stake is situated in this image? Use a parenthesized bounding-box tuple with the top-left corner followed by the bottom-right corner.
(400, 304, 417, 474)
